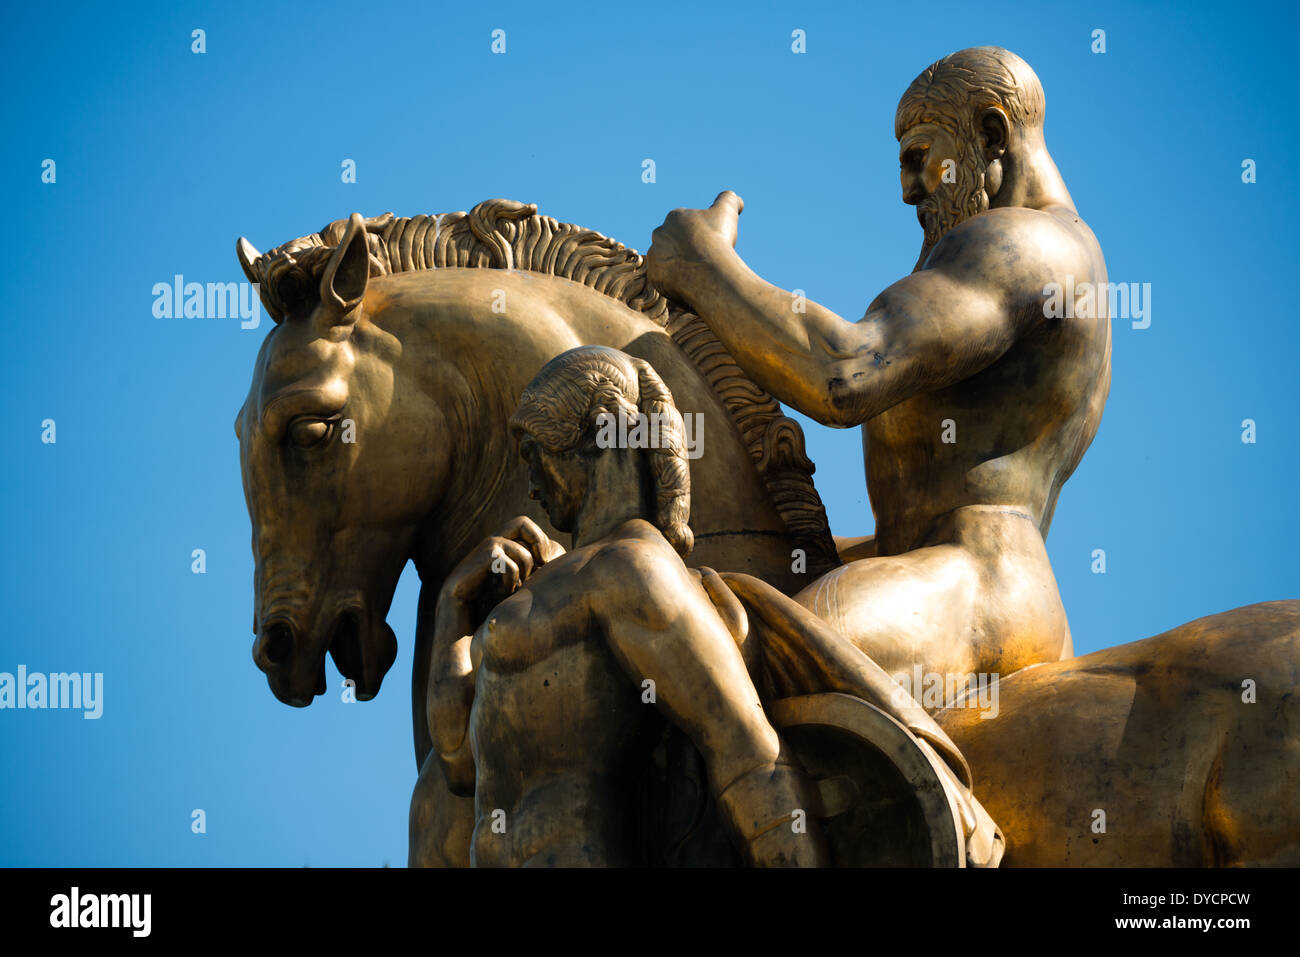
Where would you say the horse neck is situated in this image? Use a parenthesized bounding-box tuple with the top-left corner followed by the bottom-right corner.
(385, 280, 811, 593)
(398, 323, 532, 592)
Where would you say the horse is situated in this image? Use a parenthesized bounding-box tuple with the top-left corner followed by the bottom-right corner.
(234, 200, 1299, 866)
(234, 200, 841, 865)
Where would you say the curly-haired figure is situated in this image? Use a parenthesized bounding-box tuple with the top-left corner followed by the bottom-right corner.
(647, 46, 1111, 688)
(426, 345, 829, 867)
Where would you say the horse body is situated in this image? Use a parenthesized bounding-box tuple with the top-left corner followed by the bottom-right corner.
(938, 600, 1300, 866)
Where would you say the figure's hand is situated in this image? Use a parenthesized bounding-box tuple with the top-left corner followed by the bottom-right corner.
(647, 190, 744, 301)
(442, 515, 564, 605)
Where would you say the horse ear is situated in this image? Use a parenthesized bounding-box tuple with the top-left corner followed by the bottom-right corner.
(236, 237, 286, 325)
(236, 238, 261, 284)
(318, 213, 370, 332)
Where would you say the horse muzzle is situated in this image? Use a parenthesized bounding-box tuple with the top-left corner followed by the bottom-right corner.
(252, 607, 397, 707)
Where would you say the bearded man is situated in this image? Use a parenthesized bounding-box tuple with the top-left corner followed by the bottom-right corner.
(646, 46, 1111, 686)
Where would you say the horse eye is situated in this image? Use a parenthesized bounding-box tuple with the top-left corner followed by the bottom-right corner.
(288, 418, 332, 448)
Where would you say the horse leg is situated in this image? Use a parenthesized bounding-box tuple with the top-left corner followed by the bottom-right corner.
(409, 750, 475, 867)
(408, 580, 475, 867)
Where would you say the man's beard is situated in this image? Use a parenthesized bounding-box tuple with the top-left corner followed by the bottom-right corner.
(913, 152, 990, 272)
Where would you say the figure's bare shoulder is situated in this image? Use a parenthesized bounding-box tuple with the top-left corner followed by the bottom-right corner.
(581, 520, 700, 627)
(925, 205, 1101, 299)
(584, 519, 687, 583)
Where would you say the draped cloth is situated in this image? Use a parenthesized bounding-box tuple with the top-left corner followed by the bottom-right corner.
(697, 568, 1005, 868)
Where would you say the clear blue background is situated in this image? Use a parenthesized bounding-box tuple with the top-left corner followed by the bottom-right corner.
(2, 0, 1295, 866)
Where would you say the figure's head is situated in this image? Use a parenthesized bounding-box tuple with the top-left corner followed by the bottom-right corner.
(508, 346, 693, 557)
(234, 214, 444, 707)
(895, 46, 1046, 270)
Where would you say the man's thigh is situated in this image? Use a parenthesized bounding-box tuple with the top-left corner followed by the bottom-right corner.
(794, 543, 983, 680)
(794, 532, 1069, 684)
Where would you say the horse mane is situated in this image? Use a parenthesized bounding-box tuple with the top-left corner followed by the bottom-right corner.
(244, 199, 839, 575)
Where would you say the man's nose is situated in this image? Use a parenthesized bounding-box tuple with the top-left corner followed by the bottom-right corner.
(901, 174, 927, 206)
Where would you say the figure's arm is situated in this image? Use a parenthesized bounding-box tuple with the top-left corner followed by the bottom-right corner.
(427, 592, 479, 795)
(647, 192, 1046, 427)
(588, 541, 826, 866)
(589, 548, 777, 784)
(426, 517, 562, 795)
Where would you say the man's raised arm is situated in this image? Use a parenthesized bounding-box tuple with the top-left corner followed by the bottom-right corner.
(646, 191, 1044, 427)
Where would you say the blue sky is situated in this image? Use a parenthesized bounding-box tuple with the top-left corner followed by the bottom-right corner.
(2, 0, 1296, 865)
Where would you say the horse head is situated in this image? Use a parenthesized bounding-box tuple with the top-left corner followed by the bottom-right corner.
(235, 214, 447, 706)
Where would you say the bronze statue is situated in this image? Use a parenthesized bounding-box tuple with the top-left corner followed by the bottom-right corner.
(426, 345, 1002, 866)
(234, 46, 1300, 866)
(648, 46, 1104, 683)
(234, 203, 842, 865)
(643, 45, 1298, 865)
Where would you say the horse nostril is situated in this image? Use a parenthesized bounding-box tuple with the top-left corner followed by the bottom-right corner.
(329, 611, 363, 682)
(264, 621, 294, 666)
(335, 611, 361, 647)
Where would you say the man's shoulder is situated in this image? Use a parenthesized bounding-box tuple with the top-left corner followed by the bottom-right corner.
(579, 522, 697, 628)
(948, 204, 1091, 250)
(584, 521, 684, 581)
(929, 205, 1099, 285)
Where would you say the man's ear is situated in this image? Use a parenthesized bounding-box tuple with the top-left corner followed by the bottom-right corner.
(317, 212, 370, 335)
(979, 106, 1009, 163)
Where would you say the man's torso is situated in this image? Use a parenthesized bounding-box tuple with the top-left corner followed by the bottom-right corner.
(865, 205, 1112, 555)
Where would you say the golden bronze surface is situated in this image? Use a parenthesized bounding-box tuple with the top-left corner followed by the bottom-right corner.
(235, 46, 1299, 866)
(424, 345, 1001, 865)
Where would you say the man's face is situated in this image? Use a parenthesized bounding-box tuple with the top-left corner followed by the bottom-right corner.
(518, 432, 586, 532)
(899, 122, 961, 205)
(898, 120, 988, 271)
